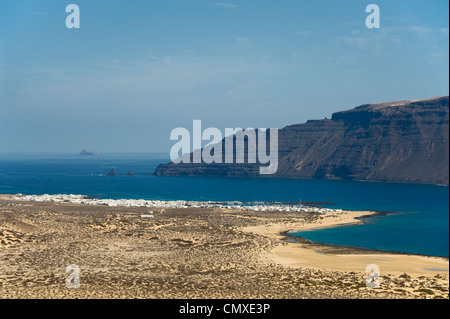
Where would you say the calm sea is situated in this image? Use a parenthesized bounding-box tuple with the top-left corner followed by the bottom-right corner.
(0, 153, 448, 257)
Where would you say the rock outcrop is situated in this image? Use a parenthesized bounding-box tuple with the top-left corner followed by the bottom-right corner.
(79, 149, 99, 156)
(107, 169, 117, 176)
(155, 96, 449, 185)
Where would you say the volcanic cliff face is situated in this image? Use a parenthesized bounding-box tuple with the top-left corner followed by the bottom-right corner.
(155, 96, 449, 185)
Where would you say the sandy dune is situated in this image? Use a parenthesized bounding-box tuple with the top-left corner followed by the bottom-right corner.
(0, 195, 448, 299)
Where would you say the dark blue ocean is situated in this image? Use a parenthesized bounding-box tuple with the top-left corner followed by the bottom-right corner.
(0, 153, 448, 257)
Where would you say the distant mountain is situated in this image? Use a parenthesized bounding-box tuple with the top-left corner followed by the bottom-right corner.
(155, 96, 449, 185)
(79, 149, 99, 156)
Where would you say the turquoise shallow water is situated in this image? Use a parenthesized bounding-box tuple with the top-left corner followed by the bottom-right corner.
(0, 153, 448, 257)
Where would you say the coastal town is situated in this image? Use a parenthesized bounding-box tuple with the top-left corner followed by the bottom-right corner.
(1, 193, 448, 299)
(12, 194, 342, 213)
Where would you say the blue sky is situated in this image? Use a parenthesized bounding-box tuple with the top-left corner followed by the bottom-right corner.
(0, 0, 448, 153)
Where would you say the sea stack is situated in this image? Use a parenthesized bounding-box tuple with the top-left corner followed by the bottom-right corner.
(107, 169, 117, 176)
(80, 149, 99, 156)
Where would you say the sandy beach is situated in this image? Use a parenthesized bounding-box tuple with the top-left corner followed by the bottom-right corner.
(0, 194, 448, 299)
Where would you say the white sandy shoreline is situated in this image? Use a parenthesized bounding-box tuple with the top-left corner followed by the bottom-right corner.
(241, 210, 449, 277)
(5, 193, 449, 261)
(2, 193, 449, 283)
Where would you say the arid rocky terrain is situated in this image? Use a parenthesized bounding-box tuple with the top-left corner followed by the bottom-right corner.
(0, 195, 448, 299)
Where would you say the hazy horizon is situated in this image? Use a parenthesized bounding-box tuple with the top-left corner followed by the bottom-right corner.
(1, 0, 448, 154)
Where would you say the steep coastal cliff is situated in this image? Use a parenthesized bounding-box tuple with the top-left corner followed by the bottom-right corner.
(155, 96, 449, 185)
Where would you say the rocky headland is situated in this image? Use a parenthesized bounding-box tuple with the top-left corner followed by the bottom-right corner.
(155, 96, 449, 185)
